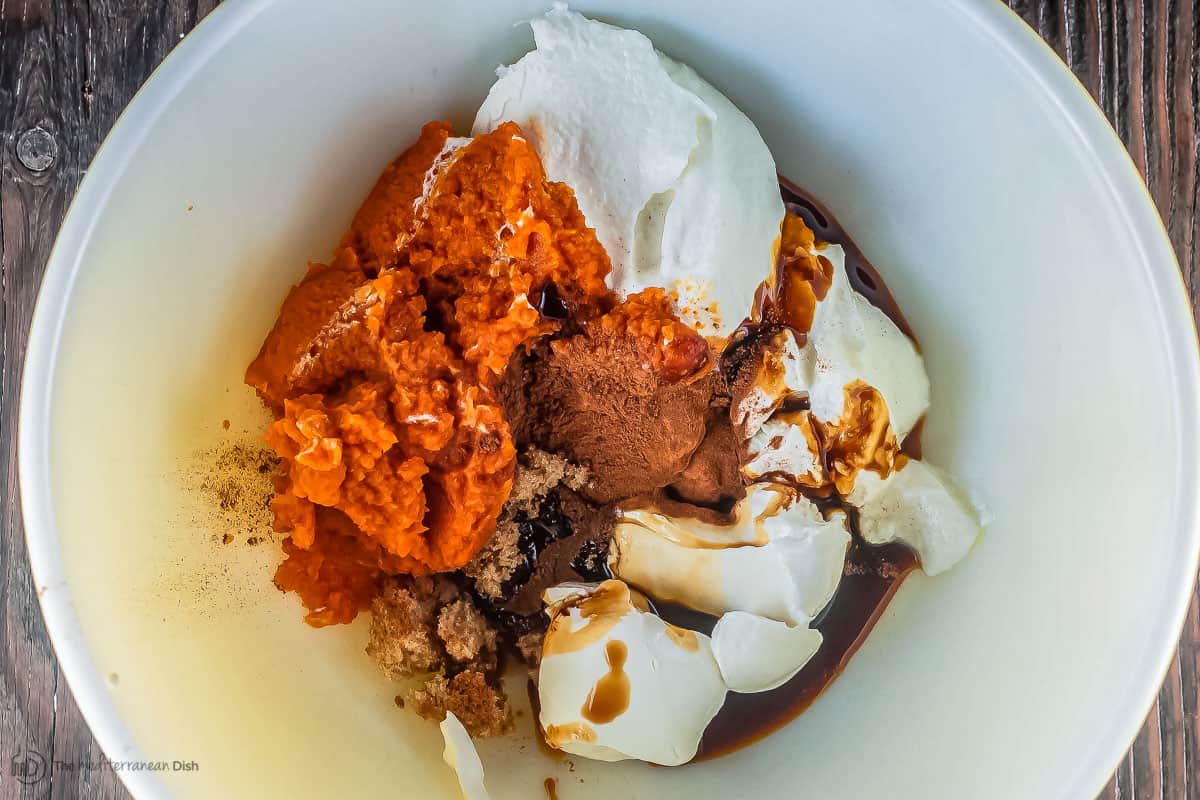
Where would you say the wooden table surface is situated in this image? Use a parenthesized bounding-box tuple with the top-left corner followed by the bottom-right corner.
(1, 1, 1197, 798)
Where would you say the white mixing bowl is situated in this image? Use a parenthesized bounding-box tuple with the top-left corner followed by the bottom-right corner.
(20, 1, 1200, 798)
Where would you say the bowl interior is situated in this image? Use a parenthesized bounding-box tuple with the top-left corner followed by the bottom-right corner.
(24, 1, 1198, 798)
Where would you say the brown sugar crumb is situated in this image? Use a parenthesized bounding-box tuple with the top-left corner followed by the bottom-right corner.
(506, 448, 589, 517)
(408, 671, 513, 738)
(393, 695, 405, 709)
(366, 577, 456, 679)
(516, 631, 545, 667)
(465, 449, 590, 598)
(368, 576, 512, 737)
(437, 599, 498, 670)
(221, 533, 234, 545)
(464, 517, 523, 600)
(221, 419, 231, 430)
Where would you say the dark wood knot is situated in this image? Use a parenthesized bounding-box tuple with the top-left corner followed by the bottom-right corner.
(16, 127, 58, 173)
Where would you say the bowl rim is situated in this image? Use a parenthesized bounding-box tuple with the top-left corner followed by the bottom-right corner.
(17, 2, 1200, 798)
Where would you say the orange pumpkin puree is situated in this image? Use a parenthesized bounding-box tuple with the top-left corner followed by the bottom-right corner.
(246, 121, 706, 627)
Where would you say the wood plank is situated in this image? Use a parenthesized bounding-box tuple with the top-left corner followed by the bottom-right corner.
(0, 3, 220, 799)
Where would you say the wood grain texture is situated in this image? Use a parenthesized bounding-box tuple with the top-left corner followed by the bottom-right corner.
(0, 1, 1196, 798)
(0, 4, 221, 799)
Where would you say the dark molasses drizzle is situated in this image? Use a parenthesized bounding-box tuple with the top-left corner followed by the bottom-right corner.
(687, 179, 922, 761)
(778, 176, 918, 343)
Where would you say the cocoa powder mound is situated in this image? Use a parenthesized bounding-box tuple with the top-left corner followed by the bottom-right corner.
(657, 405, 747, 518)
(519, 331, 716, 504)
(498, 343, 540, 448)
(477, 305, 752, 633)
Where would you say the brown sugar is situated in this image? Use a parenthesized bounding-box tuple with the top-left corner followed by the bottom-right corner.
(437, 598, 498, 670)
(367, 575, 512, 736)
(407, 670, 514, 738)
(464, 516, 524, 600)
(506, 448, 589, 516)
(516, 631, 546, 667)
(366, 577, 455, 679)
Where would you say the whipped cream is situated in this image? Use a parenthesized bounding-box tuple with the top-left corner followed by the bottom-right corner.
(846, 459, 985, 575)
(801, 242, 930, 441)
(474, 6, 783, 337)
(652, 55, 786, 336)
(537, 580, 727, 766)
(711, 611, 823, 693)
(440, 712, 490, 800)
(609, 485, 849, 626)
